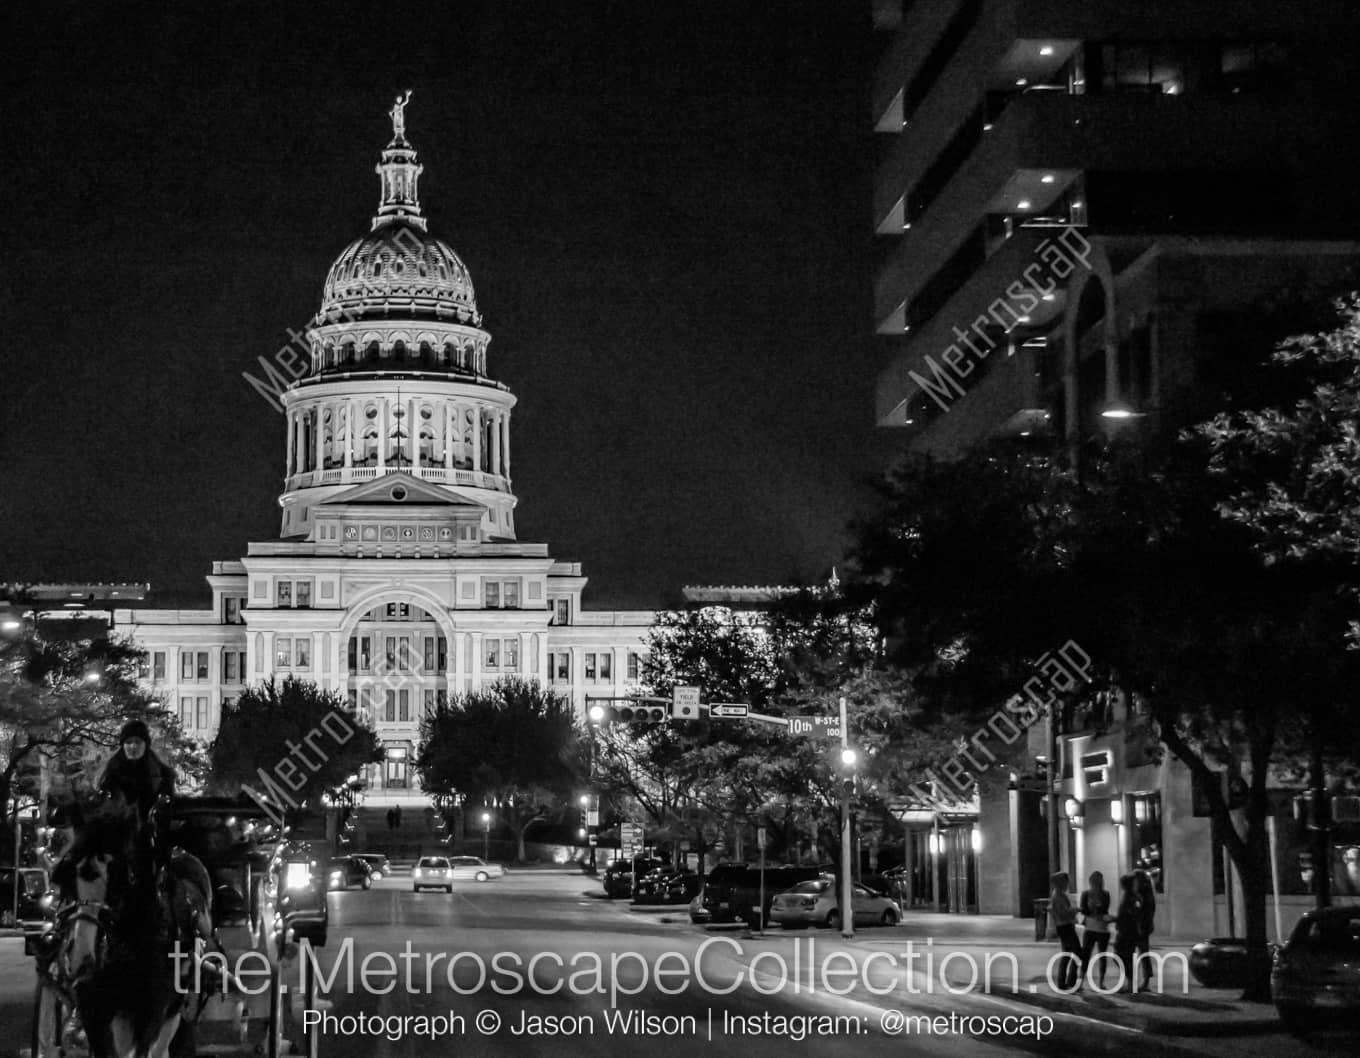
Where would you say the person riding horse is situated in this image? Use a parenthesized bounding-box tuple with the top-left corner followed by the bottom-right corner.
(97, 720, 175, 824)
(39, 725, 220, 1056)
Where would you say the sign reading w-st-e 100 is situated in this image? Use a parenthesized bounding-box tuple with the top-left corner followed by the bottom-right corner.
(786, 716, 842, 738)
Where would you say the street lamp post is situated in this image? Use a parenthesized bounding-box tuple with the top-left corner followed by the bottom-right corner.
(481, 811, 491, 862)
(580, 794, 598, 874)
(586, 704, 605, 874)
(839, 695, 856, 940)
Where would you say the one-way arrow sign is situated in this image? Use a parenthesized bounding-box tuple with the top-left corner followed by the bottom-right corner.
(709, 703, 749, 718)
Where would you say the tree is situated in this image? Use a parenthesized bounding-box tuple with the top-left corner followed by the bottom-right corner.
(849, 413, 1360, 1000)
(207, 677, 382, 811)
(1198, 293, 1360, 911)
(416, 678, 581, 861)
(0, 612, 202, 858)
(614, 594, 961, 868)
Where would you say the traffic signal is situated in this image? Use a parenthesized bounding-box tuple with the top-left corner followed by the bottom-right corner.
(587, 696, 675, 728)
(593, 702, 668, 725)
(615, 702, 668, 723)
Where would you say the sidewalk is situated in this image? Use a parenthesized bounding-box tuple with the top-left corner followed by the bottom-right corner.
(850, 912, 1280, 1037)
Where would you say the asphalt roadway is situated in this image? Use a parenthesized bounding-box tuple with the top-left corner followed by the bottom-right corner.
(0, 870, 1355, 1058)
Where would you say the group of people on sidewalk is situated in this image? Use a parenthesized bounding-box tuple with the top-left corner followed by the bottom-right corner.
(1050, 869, 1157, 992)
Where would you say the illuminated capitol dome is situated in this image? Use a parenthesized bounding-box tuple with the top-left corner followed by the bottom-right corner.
(280, 90, 516, 543)
(113, 94, 653, 803)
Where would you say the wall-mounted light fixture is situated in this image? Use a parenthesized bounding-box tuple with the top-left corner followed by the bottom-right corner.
(1110, 799, 1124, 825)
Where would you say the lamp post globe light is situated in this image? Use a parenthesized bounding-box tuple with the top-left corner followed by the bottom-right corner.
(481, 811, 491, 862)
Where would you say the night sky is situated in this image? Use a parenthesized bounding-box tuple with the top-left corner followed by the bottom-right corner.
(2, 0, 898, 609)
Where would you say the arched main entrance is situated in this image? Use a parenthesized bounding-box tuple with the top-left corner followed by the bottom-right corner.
(340, 589, 456, 798)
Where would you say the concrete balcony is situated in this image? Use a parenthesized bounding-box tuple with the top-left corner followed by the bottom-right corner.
(876, 229, 1051, 428)
(875, 89, 1301, 328)
(872, 0, 973, 130)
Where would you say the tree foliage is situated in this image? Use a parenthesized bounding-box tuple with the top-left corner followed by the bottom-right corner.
(207, 677, 382, 807)
(416, 677, 581, 860)
(847, 295, 1360, 993)
(1198, 293, 1360, 643)
(1, 616, 202, 852)
(605, 594, 960, 863)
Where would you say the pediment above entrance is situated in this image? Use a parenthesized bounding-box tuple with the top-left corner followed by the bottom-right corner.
(309, 473, 485, 556)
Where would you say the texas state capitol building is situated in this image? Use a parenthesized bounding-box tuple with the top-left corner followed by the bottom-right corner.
(115, 99, 652, 801)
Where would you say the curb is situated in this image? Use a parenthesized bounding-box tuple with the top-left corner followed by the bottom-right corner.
(997, 984, 1281, 1037)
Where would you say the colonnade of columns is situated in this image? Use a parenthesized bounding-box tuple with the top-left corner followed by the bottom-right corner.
(285, 397, 511, 479)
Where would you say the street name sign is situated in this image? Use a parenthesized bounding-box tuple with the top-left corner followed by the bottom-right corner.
(710, 703, 749, 718)
(787, 716, 842, 738)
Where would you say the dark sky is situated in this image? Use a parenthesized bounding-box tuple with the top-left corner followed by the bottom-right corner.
(1, 0, 898, 609)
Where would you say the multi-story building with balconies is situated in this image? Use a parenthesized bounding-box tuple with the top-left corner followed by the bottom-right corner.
(870, 1, 1360, 935)
(872, 0, 1360, 451)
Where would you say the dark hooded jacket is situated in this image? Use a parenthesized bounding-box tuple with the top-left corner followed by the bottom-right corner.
(97, 743, 176, 821)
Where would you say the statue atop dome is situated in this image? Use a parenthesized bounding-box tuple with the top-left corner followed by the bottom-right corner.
(389, 90, 413, 144)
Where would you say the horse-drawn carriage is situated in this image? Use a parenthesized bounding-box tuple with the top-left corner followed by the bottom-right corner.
(28, 795, 329, 1058)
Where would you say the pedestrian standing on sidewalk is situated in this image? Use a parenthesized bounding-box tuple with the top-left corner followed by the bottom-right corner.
(1113, 873, 1142, 991)
(1078, 870, 1113, 988)
(1050, 871, 1081, 990)
(1134, 869, 1157, 989)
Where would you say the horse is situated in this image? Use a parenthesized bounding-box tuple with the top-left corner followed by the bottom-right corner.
(51, 796, 215, 1058)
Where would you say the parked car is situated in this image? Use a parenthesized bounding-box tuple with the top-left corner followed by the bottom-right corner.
(633, 866, 699, 904)
(353, 853, 391, 880)
(1272, 906, 1360, 1035)
(326, 856, 373, 891)
(413, 856, 455, 892)
(447, 856, 505, 882)
(603, 856, 666, 899)
(702, 864, 827, 927)
(769, 877, 902, 930)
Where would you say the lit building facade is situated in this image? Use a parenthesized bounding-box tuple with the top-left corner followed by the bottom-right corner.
(112, 101, 653, 802)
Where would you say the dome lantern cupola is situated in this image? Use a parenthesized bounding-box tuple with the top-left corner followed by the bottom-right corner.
(374, 90, 426, 232)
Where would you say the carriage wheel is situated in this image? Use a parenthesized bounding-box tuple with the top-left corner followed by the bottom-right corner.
(31, 980, 69, 1058)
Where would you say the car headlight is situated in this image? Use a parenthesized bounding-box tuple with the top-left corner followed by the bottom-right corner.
(285, 863, 312, 890)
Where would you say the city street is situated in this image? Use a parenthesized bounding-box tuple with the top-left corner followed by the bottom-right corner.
(3, 869, 1354, 1058)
